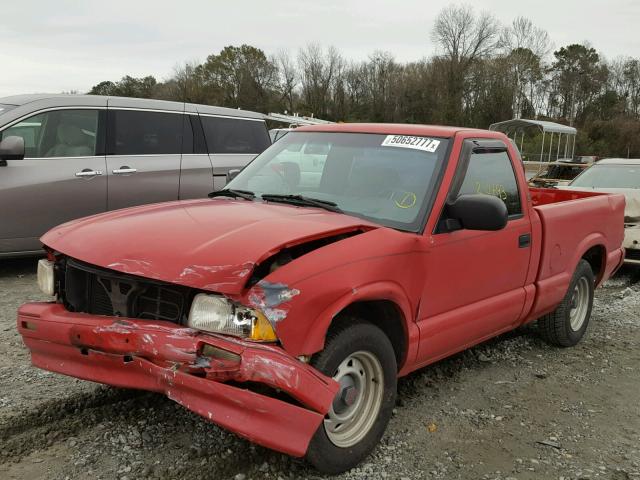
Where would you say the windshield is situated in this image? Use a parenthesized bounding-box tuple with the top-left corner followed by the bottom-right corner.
(0, 104, 16, 117)
(570, 164, 640, 189)
(227, 131, 450, 231)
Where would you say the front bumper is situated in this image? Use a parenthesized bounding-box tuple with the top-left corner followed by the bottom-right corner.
(17, 303, 339, 457)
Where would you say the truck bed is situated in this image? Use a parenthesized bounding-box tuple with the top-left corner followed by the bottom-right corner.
(527, 187, 625, 318)
(530, 187, 604, 206)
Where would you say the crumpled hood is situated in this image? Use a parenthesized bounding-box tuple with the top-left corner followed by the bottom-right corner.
(42, 198, 376, 294)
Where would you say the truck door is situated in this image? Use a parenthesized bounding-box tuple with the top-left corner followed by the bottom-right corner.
(416, 139, 532, 364)
(106, 109, 181, 210)
(0, 107, 107, 254)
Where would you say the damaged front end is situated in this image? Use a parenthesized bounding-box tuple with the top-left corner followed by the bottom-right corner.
(18, 255, 339, 457)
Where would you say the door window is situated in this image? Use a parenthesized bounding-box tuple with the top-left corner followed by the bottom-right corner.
(110, 110, 183, 155)
(201, 116, 270, 154)
(457, 149, 522, 216)
(1, 109, 100, 158)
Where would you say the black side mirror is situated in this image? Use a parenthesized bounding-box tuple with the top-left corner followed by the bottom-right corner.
(0, 136, 25, 165)
(226, 168, 241, 184)
(446, 194, 508, 231)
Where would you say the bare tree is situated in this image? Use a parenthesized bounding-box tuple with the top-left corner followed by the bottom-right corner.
(276, 50, 297, 112)
(431, 4, 500, 123)
(500, 17, 552, 58)
(298, 44, 344, 118)
(170, 61, 208, 103)
(432, 5, 500, 67)
(497, 17, 552, 118)
(363, 51, 400, 121)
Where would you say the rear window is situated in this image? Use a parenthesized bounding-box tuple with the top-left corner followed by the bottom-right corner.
(201, 116, 270, 154)
(457, 150, 522, 216)
(110, 110, 184, 155)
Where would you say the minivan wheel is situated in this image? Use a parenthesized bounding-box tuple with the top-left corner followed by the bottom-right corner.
(538, 259, 595, 347)
(305, 319, 397, 474)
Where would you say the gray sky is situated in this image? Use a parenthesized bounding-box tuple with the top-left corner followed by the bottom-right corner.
(1, 0, 638, 98)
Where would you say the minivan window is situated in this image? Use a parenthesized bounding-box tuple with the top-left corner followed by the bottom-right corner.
(110, 110, 183, 156)
(201, 116, 270, 154)
(457, 149, 522, 216)
(1, 109, 100, 158)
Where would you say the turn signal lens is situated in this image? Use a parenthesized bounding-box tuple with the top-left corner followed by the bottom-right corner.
(250, 311, 278, 342)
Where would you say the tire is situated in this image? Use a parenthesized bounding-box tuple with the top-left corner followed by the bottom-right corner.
(305, 319, 397, 474)
(538, 259, 595, 347)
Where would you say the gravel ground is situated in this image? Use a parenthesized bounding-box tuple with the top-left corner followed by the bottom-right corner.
(1, 258, 639, 480)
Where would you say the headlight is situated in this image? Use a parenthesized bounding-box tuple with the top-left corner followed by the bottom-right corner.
(37, 259, 55, 296)
(187, 293, 278, 342)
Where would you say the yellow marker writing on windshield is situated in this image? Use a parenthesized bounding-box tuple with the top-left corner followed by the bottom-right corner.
(394, 191, 417, 209)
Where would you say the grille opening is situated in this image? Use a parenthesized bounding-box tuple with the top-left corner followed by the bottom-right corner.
(61, 259, 193, 324)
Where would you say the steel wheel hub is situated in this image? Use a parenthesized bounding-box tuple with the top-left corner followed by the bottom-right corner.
(324, 350, 384, 448)
(569, 277, 590, 331)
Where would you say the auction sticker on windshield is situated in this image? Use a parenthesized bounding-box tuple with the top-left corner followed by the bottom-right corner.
(382, 135, 440, 153)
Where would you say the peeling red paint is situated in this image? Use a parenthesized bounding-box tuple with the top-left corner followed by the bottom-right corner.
(247, 280, 300, 324)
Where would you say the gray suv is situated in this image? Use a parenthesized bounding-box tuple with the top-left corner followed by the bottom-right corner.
(0, 94, 271, 257)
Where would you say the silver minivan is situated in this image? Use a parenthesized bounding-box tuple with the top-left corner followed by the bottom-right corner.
(0, 94, 271, 256)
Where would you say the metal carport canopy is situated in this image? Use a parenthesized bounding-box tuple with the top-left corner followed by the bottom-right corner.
(489, 118, 576, 135)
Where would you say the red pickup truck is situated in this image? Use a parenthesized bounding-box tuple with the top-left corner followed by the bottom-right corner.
(18, 124, 625, 474)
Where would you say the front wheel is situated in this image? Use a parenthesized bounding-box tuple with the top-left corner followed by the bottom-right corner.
(538, 259, 595, 347)
(305, 319, 397, 474)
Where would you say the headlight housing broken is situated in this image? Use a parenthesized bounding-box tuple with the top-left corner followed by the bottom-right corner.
(187, 293, 277, 342)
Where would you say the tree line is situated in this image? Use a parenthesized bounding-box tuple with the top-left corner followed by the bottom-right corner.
(89, 5, 640, 158)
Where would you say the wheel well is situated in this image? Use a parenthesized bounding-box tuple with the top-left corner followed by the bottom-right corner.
(331, 300, 407, 370)
(582, 245, 606, 283)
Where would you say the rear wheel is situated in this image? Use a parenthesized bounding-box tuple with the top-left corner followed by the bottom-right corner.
(305, 319, 397, 474)
(538, 259, 595, 347)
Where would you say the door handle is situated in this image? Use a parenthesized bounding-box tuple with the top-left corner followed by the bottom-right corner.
(519, 233, 531, 248)
(75, 169, 103, 177)
(113, 167, 137, 175)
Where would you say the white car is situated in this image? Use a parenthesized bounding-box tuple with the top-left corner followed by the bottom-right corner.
(564, 158, 640, 265)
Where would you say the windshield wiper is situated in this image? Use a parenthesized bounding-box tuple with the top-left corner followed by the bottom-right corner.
(261, 194, 343, 213)
(208, 189, 256, 201)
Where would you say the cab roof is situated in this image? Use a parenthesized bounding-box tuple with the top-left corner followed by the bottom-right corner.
(295, 122, 493, 138)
